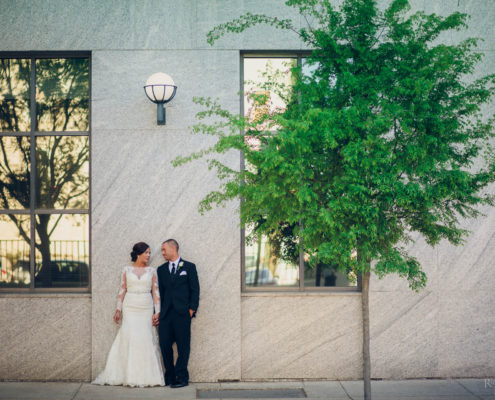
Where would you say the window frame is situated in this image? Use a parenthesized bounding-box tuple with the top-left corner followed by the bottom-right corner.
(240, 51, 361, 293)
(0, 51, 91, 294)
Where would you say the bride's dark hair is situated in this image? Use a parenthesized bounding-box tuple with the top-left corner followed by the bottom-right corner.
(130, 242, 150, 262)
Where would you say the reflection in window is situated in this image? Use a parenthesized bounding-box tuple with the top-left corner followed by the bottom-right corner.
(35, 214, 88, 288)
(36, 58, 89, 132)
(242, 55, 358, 290)
(0, 58, 30, 132)
(244, 57, 296, 131)
(245, 228, 299, 288)
(0, 136, 30, 209)
(0, 53, 90, 291)
(36, 136, 89, 209)
(304, 261, 357, 288)
(0, 214, 30, 288)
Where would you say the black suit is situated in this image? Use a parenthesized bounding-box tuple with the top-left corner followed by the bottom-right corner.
(157, 259, 199, 384)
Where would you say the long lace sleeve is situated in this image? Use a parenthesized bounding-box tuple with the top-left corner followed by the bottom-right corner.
(116, 267, 127, 311)
(152, 268, 160, 313)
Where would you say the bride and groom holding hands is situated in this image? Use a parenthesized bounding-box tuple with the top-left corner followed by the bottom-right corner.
(92, 239, 200, 388)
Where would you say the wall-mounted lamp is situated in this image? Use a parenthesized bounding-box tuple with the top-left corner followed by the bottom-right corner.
(144, 72, 177, 125)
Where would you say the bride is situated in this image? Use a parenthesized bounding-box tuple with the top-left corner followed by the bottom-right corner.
(92, 242, 164, 387)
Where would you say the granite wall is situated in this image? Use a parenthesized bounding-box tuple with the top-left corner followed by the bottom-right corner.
(0, 295, 91, 381)
(90, 48, 243, 381)
(1, 0, 494, 382)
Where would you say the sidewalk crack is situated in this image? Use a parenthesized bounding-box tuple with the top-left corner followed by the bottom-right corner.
(70, 382, 83, 400)
(338, 381, 354, 400)
(456, 379, 484, 400)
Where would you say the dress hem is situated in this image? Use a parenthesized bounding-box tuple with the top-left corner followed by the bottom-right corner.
(91, 380, 165, 388)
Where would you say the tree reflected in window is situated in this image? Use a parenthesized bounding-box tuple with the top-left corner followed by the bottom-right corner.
(243, 55, 358, 290)
(304, 261, 357, 288)
(36, 136, 89, 209)
(0, 58, 30, 132)
(245, 224, 299, 288)
(0, 136, 30, 209)
(0, 53, 90, 291)
(35, 214, 88, 288)
(36, 58, 89, 132)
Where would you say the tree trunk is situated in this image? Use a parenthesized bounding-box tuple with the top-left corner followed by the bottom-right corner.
(315, 262, 322, 286)
(362, 269, 371, 400)
(254, 235, 262, 286)
(36, 215, 52, 287)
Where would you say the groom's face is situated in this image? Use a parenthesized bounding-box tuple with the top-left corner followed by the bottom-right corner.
(161, 243, 176, 261)
(161, 243, 169, 260)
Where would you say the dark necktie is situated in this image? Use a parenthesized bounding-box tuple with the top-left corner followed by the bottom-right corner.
(171, 263, 176, 275)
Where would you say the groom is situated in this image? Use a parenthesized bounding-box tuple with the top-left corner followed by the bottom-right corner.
(155, 239, 200, 388)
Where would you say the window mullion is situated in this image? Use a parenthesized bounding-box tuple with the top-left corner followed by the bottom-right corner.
(240, 52, 246, 292)
(297, 57, 303, 291)
(33, 131, 90, 136)
(29, 57, 36, 290)
(299, 249, 304, 291)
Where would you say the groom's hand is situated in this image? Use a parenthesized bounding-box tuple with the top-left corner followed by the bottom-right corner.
(189, 309, 194, 318)
(152, 313, 160, 326)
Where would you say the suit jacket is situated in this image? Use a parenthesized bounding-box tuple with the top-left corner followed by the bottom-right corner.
(157, 259, 200, 319)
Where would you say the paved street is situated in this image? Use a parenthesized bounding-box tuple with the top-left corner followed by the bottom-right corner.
(0, 379, 494, 400)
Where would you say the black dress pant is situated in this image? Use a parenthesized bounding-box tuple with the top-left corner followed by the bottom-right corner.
(158, 308, 191, 384)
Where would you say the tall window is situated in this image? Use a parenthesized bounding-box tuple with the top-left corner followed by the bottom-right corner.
(0, 52, 90, 291)
(241, 53, 358, 291)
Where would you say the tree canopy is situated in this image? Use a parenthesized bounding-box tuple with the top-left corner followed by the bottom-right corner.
(176, 0, 495, 290)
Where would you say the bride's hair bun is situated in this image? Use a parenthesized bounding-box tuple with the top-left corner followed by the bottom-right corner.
(130, 242, 150, 262)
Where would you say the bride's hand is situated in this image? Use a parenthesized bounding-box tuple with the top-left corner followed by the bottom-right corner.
(152, 312, 160, 326)
(113, 310, 121, 324)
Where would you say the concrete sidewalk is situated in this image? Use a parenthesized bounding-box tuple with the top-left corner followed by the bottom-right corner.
(0, 379, 494, 400)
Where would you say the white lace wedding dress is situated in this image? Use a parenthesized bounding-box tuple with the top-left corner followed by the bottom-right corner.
(92, 266, 165, 387)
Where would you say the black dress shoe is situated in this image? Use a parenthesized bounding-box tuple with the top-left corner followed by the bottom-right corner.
(171, 381, 188, 388)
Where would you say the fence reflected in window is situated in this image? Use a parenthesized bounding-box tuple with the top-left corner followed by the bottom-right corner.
(0, 214, 30, 288)
(34, 214, 88, 288)
(0, 53, 90, 292)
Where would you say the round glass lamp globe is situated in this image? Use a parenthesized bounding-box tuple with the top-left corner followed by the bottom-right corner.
(145, 72, 176, 103)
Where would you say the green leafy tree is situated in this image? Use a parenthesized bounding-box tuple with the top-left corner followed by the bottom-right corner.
(175, 0, 495, 398)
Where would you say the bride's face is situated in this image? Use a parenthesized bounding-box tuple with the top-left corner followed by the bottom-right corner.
(137, 248, 151, 264)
